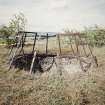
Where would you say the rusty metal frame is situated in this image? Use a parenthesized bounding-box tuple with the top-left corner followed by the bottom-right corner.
(8, 31, 98, 73)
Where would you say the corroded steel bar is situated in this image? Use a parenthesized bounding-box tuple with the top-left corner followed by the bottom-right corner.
(78, 35, 87, 56)
(46, 33, 48, 54)
(9, 35, 22, 70)
(69, 36, 75, 55)
(74, 35, 86, 71)
(60, 32, 85, 36)
(56, 34, 62, 55)
(32, 33, 37, 53)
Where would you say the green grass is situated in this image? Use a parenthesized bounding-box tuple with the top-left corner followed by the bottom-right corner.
(0, 39, 6, 44)
(0, 46, 105, 105)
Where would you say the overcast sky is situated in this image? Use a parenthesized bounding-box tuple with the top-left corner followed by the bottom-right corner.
(0, 0, 105, 32)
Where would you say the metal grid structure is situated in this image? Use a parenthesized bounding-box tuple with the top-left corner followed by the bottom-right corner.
(8, 31, 98, 74)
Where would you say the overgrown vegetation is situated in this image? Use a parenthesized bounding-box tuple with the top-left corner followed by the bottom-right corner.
(84, 26, 105, 46)
(0, 25, 13, 45)
(0, 46, 105, 105)
(64, 26, 105, 47)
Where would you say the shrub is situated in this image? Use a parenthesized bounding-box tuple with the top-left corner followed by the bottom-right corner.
(84, 26, 105, 47)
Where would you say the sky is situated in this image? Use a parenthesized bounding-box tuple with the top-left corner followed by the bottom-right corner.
(0, 0, 105, 32)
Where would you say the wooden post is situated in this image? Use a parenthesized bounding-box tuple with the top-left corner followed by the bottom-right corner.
(46, 33, 48, 54)
(30, 51, 36, 74)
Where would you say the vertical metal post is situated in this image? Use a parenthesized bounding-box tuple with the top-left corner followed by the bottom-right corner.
(8, 33, 22, 70)
(57, 34, 61, 55)
(85, 37, 98, 67)
(74, 35, 85, 71)
(79, 35, 87, 57)
(20, 32, 26, 55)
(46, 33, 48, 54)
(56, 34, 62, 75)
(18, 33, 24, 55)
(75, 35, 79, 54)
(69, 35, 75, 56)
(32, 33, 37, 53)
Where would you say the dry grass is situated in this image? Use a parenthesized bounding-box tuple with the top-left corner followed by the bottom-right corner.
(0, 46, 105, 105)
